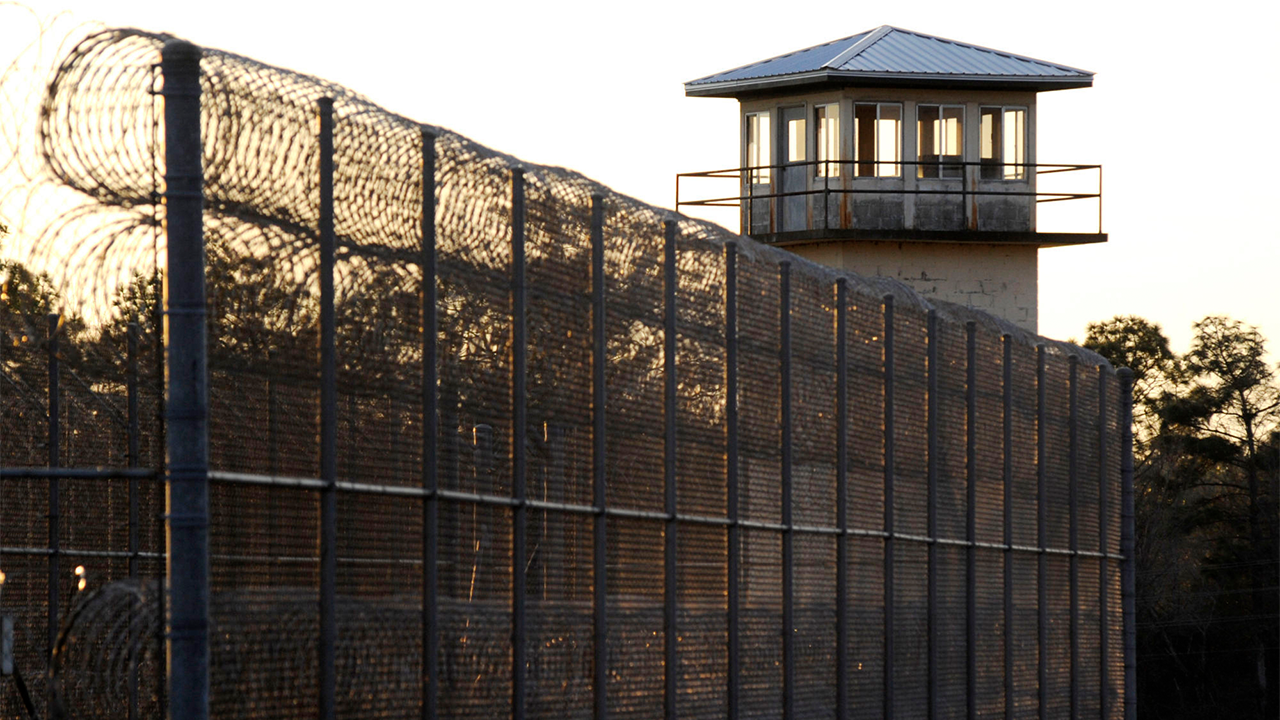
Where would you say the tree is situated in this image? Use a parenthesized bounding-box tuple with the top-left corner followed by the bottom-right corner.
(1082, 315, 1180, 452)
(1084, 314, 1280, 718)
(1, 251, 88, 362)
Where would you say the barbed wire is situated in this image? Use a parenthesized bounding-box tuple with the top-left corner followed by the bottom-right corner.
(7, 23, 1108, 366)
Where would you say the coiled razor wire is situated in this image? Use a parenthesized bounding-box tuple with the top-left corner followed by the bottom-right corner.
(27, 27, 1105, 363)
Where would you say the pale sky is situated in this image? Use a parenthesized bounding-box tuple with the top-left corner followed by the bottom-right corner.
(5, 0, 1279, 354)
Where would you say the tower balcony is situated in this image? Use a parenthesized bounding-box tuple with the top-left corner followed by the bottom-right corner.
(676, 159, 1104, 248)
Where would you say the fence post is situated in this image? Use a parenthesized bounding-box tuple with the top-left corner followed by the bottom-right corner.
(1036, 345, 1047, 720)
(153, 279, 167, 718)
(662, 218, 678, 720)
(835, 278, 848, 720)
(127, 321, 140, 720)
(46, 311, 59, 708)
(965, 321, 977, 720)
(780, 261, 794, 720)
(725, 242, 740, 720)
(590, 193, 608, 720)
(511, 167, 528, 720)
(161, 37, 208, 720)
(926, 309, 938, 720)
(316, 96, 338, 720)
(1002, 334, 1014, 720)
(1069, 356, 1080, 720)
(1097, 368, 1110, 719)
(128, 322, 140, 570)
(882, 294, 895, 720)
(1118, 368, 1136, 720)
(421, 126, 439, 720)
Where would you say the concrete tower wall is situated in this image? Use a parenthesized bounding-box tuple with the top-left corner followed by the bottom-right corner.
(789, 240, 1039, 332)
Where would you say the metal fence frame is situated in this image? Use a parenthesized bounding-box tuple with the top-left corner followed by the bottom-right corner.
(0, 42, 1138, 720)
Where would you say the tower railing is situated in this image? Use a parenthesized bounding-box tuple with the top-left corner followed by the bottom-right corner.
(676, 159, 1103, 236)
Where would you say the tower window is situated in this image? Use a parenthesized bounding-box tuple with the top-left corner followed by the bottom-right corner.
(980, 106, 1027, 180)
(918, 104, 964, 179)
(746, 111, 771, 183)
(854, 102, 901, 177)
(814, 104, 840, 177)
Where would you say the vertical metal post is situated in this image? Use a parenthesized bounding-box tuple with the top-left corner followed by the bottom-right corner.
(1118, 368, 1136, 720)
(780, 262, 794, 720)
(511, 168, 529, 720)
(1068, 357, 1080, 720)
(46, 312, 59, 690)
(835, 279, 849, 720)
(1002, 334, 1014, 720)
(965, 321, 977, 720)
(128, 322, 141, 571)
(1036, 345, 1047, 720)
(926, 309, 939, 720)
(590, 193, 608, 720)
(317, 96, 338, 720)
(1097, 168, 1103, 235)
(153, 282, 167, 718)
(161, 38, 208, 720)
(127, 321, 140, 720)
(883, 294, 896, 720)
(1097, 369, 1110, 720)
(725, 243, 740, 720)
(663, 218, 679, 720)
(421, 127, 439, 720)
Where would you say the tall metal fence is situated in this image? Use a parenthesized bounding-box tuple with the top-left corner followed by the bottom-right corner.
(0, 28, 1135, 719)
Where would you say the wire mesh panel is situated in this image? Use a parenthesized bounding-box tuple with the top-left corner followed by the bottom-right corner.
(0, 330, 53, 714)
(974, 331, 1008, 718)
(843, 294, 887, 720)
(792, 269, 837, 718)
(607, 516, 662, 718)
(0, 24, 1134, 720)
(1009, 341, 1041, 719)
(739, 528, 782, 719)
(1043, 355, 1072, 717)
(935, 319, 968, 719)
(678, 522, 728, 717)
(893, 303, 929, 719)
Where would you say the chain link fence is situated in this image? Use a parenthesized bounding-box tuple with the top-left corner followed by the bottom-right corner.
(0, 25, 1135, 720)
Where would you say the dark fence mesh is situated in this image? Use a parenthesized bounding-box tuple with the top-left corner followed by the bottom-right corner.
(0, 25, 1130, 719)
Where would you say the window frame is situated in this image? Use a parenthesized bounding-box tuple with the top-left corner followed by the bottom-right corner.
(916, 103, 966, 180)
(853, 101, 903, 178)
(979, 105, 1028, 181)
(745, 111, 772, 184)
(813, 103, 840, 178)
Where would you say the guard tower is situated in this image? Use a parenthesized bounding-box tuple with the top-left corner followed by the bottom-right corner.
(678, 26, 1104, 333)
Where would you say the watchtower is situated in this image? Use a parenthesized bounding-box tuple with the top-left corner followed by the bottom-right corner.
(678, 26, 1104, 332)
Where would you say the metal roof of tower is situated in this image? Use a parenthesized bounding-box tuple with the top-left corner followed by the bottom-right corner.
(685, 26, 1094, 97)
